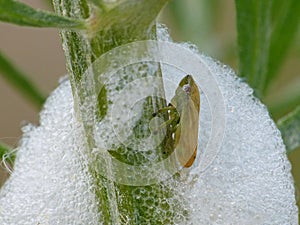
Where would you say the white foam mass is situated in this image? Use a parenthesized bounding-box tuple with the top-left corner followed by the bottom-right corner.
(0, 46, 298, 224)
(0, 81, 100, 224)
(185, 56, 299, 224)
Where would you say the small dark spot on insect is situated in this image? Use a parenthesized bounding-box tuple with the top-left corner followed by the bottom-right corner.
(183, 84, 191, 95)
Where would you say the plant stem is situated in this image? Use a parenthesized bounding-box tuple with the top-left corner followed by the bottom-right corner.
(52, 1, 186, 224)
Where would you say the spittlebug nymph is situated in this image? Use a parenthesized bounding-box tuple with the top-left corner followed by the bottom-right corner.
(154, 75, 200, 168)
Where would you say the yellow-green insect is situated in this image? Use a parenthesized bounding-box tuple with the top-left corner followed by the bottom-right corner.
(154, 75, 200, 168)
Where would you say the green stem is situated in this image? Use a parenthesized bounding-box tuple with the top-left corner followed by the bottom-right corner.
(235, 0, 272, 98)
(52, 0, 186, 224)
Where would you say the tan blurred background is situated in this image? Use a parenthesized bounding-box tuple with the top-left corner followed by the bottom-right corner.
(0, 0, 299, 212)
(0, 0, 67, 183)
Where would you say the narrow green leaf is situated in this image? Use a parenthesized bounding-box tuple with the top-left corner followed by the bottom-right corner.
(0, 142, 10, 159)
(0, 51, 46, 108)
(277, 106, 300, 153)
(235, 0, 272, 98)
(0, 0, 86, 29)
(0, 142, 15, 163)
(266, 0, 300, 90)
(235, 0, 300, 97)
